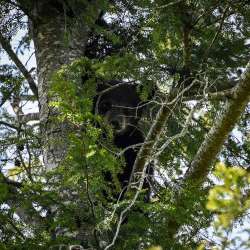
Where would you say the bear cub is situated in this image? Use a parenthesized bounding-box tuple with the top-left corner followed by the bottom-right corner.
(95, 81, 152, 201)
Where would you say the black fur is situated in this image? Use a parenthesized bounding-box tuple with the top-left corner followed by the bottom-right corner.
(95, 81, 152, 201)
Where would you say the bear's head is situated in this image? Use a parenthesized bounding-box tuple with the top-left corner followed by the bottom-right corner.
(95, 82, 143, 135)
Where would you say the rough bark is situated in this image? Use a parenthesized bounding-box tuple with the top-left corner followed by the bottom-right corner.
(1, 1, 249, 248)
(13, 1, 100, 246)
(184, 61, 250, 185)
(129, 83, 195, 185)
(29, 3, 89, 169)
(167, 61, 250, 239)
(132, 62, 249, 188)
(128, 59, 250, 240)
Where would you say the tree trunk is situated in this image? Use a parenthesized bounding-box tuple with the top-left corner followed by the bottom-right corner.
(24, 2, 99, 247)
(29, 3, 89, 169)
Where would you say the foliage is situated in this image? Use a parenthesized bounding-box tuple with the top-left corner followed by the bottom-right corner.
(0, 0, 249, 249)
(202, 163, 250, 249)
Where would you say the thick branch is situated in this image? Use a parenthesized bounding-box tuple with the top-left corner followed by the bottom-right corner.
(0, 120, 20, 130)
(170, 78, 238, 99)
(0, 172, 22, 188)
(129, 83, 195, 185)
(184, 61, 250, 185)
(165, 61, 250, 239)
(182, 88, 234, 101)
(0, 32, 38, 99)
(128, 102, 173, 185)
(19, 112, 39, 123)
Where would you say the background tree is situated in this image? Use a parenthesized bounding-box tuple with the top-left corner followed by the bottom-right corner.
(0, 0, 249, 249)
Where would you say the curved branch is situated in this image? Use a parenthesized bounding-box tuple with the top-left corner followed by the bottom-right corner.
(0, 32, 38, 99)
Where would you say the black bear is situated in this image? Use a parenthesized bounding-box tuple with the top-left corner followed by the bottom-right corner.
(95, 81, 153, 201)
